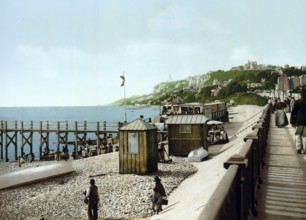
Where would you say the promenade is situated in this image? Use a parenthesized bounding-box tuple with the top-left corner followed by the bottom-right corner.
(23, 109, 306, 220)
(255, 113, 306, 219)
(151, 111, 306, 220)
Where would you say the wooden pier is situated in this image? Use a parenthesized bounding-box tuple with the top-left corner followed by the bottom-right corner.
(0, 120, 122, 162)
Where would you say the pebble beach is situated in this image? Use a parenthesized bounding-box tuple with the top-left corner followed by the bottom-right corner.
(0, 105, 265, 220)
(0, 152, 197, 220)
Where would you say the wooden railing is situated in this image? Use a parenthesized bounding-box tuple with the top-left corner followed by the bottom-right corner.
(197, 104, 271, 220)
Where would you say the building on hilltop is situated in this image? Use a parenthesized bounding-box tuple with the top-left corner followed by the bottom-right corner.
(244, 60, 258, 70)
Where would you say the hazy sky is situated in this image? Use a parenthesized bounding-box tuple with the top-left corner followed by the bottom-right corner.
(1, 0, 305, 107)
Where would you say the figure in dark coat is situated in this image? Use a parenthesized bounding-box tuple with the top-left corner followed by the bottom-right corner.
(290, 86, 306, 154)
(85, 179, 99, 220)
(154, 176, 166, 212)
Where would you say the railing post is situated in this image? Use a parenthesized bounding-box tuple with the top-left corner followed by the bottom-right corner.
(244, 133, 259, 218)
(224, 154, 248, 220)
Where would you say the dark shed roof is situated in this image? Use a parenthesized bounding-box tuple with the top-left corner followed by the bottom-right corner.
(166, 115, 209, 125)
(119, 119, 157, 131)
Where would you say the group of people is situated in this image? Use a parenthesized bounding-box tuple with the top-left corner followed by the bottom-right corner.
(41, 142, 119, 162)
(272, 86, 306, 154)
(80, 142, 118, 158)
(18, 152, 35, 166)
(208, 125, 229, 144)
(83, 176, 167, 219)
(42, 146, 70, 161)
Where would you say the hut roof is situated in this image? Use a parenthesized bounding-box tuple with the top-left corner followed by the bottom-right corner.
(120, 119, 157, 131)
(166, 114, 209, 125)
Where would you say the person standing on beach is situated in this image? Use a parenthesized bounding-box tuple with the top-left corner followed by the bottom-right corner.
(290, 86, 306, 154)
(154, 176, 166, 212)
(85, 179, 100, 220)
(273, 98, 288, 128)
(150, 187, 162, 214)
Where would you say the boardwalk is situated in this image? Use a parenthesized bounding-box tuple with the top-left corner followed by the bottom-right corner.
(255, 113, 306, 219)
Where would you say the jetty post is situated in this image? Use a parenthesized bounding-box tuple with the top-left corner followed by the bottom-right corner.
(39, 121, 50, 160)
(20, 121, 34, 159)
(57, 121, 69, 152)
(0, 121, 3, 160)
(5, 121, 18, 162)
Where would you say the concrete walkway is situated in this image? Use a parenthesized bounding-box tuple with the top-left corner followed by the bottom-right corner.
(152, 111, 306, 220)
(255, 113, 306, 219)
(150, 112, 263, 220)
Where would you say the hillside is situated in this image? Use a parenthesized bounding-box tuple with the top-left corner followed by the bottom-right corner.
(111, 68, 306, 106)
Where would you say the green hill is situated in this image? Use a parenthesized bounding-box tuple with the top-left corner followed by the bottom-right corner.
(111, 68, 305, 107)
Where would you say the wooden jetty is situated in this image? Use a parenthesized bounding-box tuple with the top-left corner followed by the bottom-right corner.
(0, 120, 122, 162)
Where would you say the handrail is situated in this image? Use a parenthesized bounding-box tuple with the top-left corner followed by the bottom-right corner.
(198, 104, 271, 220)
(0, 120, 121, 132)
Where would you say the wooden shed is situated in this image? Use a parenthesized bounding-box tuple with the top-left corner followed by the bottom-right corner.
(166, 115, 209, 156)
(119, 119, 158, 174)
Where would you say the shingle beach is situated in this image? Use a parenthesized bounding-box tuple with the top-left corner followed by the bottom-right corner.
(0, 105, 265, 220)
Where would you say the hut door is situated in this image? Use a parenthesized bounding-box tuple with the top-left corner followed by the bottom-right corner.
(128, 132, 139, 154)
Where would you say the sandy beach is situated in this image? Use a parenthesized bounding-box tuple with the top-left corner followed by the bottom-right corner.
(0, 105, 265, 220)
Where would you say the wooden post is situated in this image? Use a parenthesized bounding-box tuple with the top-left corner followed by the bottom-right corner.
(96, 122, 100, 154)
(20, 121, 34, 161)
(65, 121, 69, 150)
(46, 120, 50, 154)
(30, 121, 33, 156)
(5, 121, 8, 162)
(0, 123, 2, 160)
(75, 121, 78, 159)
(21, 121, 24, 158)
(84, 121, 87, 147)
(57, 121, 60, 160)
(39, 121, 42, 160)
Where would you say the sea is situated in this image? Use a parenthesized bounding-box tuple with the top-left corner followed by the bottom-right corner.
(0, 105, 161, 162)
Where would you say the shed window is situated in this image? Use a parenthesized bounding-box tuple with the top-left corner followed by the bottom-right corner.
(128, 132, 139, 154)
(180, 125, 191, 133)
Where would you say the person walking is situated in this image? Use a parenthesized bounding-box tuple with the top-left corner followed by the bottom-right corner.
(290, 97, 296, 112)
(273, 98, 288, 128)
(154, 176, 166, 212)
(290, 86, 306, 154)
(85, 179, 100, 220)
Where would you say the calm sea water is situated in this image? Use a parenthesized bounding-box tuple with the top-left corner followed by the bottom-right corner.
(0, 105, 161, 161)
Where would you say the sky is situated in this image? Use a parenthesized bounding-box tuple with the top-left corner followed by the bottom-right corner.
(1, 0, 306, 107)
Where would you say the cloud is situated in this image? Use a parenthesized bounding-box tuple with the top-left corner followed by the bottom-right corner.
(9, 44, 126, 106)
(229, 46, 258, 64)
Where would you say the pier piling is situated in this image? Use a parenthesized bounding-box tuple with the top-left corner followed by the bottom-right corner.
(0, 120, 119, 162)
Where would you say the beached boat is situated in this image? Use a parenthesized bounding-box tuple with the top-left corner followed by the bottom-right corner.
(0, 161, 75, 190)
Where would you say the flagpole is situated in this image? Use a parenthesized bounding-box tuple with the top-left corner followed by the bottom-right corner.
(124, 80, 127, 122)
(120, 72, 127, 122)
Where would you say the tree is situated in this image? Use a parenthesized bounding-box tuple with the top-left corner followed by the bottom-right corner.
(219, 81, 247, 97)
